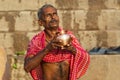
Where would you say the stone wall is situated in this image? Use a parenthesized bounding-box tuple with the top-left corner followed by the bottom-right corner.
(10, 55, 120, 80)
(0, 0, 120, 80)
(0, 0, 120, 54)
(82, 55, 120, 80)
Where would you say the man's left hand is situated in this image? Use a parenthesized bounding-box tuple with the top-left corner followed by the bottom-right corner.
(62, 44, 76, 55)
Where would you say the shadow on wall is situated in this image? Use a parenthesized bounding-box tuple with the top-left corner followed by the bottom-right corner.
(89, 46, 120, 55)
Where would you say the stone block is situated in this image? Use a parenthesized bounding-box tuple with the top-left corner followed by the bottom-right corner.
(38, 0, 88, 10)
(98, 10, 120, 30)
(86, 0, 119, 10)
(0, 33, 14, 55)
(85, 10, 103, 30)
(81, 55, 120, 80)
(38, 0, 57, 8)
(107, 31, 120, 47)
(97, 31, 108, 47)
(106, 55, 120, 80)
(0, 12, 17, 32)
(0, 11, 40, 32)
(0, 12, 20, 32)
(0, 16, 9, 31)
(72, 10, 87, 30)
(87, 0, 107, 10)
(58, 10, 86, 31)
(15, 11, 39, 31)
(13, 32, 29, 52)
(57, 10, 73, 30)
(56, 0, 88, 10)
(0, 0, 38, 11)
(77, 31, 98, 51)
(105, 0, 120, 9)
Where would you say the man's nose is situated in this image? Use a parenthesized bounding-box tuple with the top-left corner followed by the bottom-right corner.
(50, 14, 55, 19)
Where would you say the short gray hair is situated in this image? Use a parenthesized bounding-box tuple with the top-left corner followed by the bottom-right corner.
(37, 4, 57, 20)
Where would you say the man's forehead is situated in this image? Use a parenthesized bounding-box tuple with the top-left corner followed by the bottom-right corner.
(43, 7, 57, 14)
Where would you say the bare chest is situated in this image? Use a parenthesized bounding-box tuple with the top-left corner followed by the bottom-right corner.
(41, 60, 70, 80)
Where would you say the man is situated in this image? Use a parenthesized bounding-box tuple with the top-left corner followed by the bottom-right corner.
(24, 4, 90, 80)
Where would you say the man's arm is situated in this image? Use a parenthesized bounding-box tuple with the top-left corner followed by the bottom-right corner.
(24, 37, 62, 72)
(24, 47, 49, 72)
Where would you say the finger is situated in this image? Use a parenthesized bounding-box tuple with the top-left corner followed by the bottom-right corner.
(52, 39, 62, 44)
(51, 44, 58, 49)
(66, 44, 70, 47)
(51, 43, 63, 49)
(53, 43, 63, 48)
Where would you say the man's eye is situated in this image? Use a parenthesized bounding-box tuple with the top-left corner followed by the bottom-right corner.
(53, 13, 57, 16)
(46, 14, 51, 17)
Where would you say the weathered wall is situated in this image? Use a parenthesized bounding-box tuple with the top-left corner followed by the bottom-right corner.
(0, 0, 120, 80)
(82, 55, 120, 80)
(0, 0, 120, 54)
(10, 55, 120, 80)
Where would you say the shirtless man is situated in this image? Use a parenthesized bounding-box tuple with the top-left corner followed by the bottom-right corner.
(24, 4, 90, 80)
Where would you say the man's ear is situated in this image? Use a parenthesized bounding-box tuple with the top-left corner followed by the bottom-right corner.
(38, 20, 43, 26)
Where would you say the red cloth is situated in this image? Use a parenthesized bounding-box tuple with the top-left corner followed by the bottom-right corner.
(26, 27, 90, 80)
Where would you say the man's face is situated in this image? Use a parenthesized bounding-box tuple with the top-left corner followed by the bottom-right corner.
(41, 7, 59, 30)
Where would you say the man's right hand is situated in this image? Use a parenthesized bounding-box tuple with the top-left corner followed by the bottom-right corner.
(45, 38, 63, 51)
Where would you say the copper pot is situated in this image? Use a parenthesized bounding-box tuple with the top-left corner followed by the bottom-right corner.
(57, 34, 71, 46)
